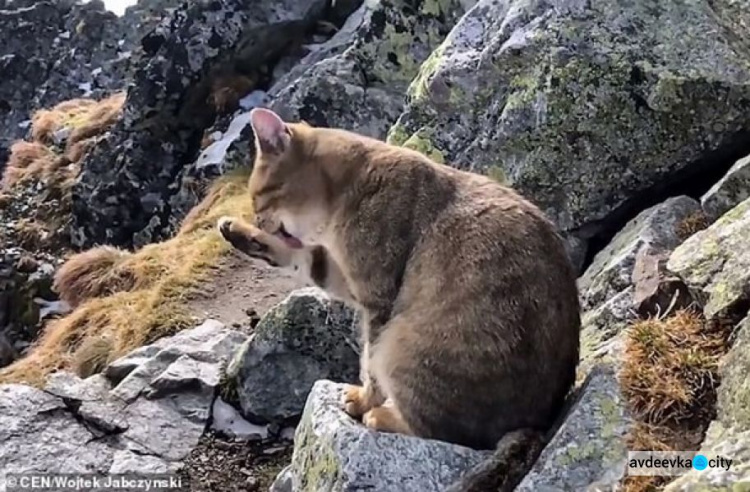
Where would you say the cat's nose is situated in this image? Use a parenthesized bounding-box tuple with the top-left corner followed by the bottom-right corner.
(255, 215, 271, 232)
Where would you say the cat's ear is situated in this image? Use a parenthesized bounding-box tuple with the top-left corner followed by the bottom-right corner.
(250, 108, 290, 156)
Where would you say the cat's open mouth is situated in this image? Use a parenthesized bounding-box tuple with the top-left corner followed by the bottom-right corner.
(276, 223, 304, 249)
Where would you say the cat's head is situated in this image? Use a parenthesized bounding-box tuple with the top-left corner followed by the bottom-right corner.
(246, 108, 335, 249)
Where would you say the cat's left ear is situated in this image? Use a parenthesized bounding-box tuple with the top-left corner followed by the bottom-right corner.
(250, 108, 291, 155)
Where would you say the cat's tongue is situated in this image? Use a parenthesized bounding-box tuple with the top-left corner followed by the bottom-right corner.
(282, 235, 304, 249)
(276, 226, 304, 249)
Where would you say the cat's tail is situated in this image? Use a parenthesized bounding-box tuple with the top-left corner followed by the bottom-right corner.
(444, 429, 545, 492)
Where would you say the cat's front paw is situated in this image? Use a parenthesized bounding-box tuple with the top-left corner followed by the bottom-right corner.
(217, 216, 276, 264)
(343, 384, 372, 419)
(217, 216, 236, 241)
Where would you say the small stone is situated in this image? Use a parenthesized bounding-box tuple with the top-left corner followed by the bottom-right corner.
(227, 288, 360, 422)
(631, 245, 693, 318)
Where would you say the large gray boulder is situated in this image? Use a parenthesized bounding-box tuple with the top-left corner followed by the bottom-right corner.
(391, 0, 750, 262)
(269, 0, 477, 139)
(282, 380, 491, 491)
(227, 288, 360, 423)
(668, 197, 750, 321)
(70, 0, 329, 248)
(0, 319, 247, 481)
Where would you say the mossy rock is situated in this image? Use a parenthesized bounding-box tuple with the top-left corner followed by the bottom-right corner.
(392, 0, 750, 259)
(668, 197, 750, 321)
(286, 380, 491, 491)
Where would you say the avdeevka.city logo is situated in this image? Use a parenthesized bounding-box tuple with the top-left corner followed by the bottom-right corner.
(692, 454, 709, 471)
(627, 451, 733, 476)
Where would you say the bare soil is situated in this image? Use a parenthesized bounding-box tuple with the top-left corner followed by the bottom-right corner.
(179, 431, 293, 492)
(183, 251, 303, 490)
(188, 250, 300, 327)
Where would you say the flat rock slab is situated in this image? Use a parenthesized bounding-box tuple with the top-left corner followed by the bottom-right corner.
(285, 380, 491, 491)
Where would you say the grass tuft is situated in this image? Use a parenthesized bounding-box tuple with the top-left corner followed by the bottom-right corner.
(620, 309, 726, 425)
(2, 141, 58, 189)
(675, 211, 710, 241)
(619, 309, 731, 492)
(30, 93, 125, 147)
(0, 168, 254, 386)
(53, 246, 136, 309)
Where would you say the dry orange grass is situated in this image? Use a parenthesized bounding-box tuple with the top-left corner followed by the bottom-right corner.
(30, 93, 125, 147)
(31, 98, 97, 144)
(619, 309, 730, 492)
(0, 168, 254, 385)
(676, 211, 710, 241)
(3, 93, 125, 192)
(620, 309, 726, 426)
(53, 246, 135, 308)
(1, 141, 58, 189)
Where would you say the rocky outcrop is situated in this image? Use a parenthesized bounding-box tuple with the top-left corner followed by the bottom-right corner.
(282, 380, 491, 492)
(579, 196, 701, 310)
(70, 0, 330, 248)
(701, 154, 750, 221)
(578, 196, 701, 367)
(0, 319, 247, 477)
(0, 0, 159, 165)
(269, 0, 476, 138)
(227, 288, 360, 423)
(391, 0, 750, 264)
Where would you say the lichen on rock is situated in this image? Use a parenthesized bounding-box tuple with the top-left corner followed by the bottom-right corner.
(227, 288, 360, 423)
(283, 380, 491, 491)
(393, 0, 750, 260)
(668, 197, 750, 321)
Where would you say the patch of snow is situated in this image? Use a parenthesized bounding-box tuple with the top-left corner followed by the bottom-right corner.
(211, 398, 268, 440)
(239, 90, 269, 110)
(91, 67, 103, 77)
(17, 120, 31, 129)
(280, 426, 296, 441)
(100, 0, 138, 16)
(195, 111, 253, 170)
(118, 40, 125, 47)
(34, 299, 72, 322)
(59, 31, 71, 40)
(117, 51, 132, 61)
(78, 82, 93, 96)
(210, 131, 223, 141)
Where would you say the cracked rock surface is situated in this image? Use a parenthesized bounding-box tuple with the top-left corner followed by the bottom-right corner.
(0, 319, 247, 479)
